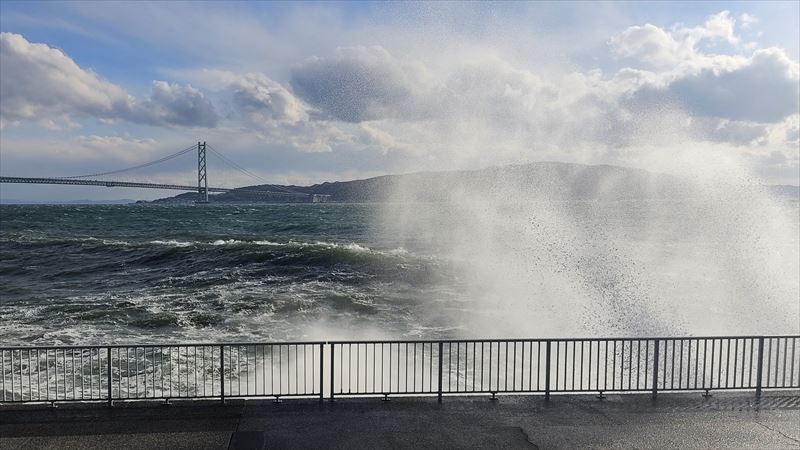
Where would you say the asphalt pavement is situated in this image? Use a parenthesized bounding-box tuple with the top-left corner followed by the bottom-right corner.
(1, 391, 798, 449)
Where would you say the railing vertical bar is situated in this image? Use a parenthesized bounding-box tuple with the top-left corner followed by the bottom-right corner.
(330, 343, 335, 400)
(670, 340, 675, 390)
(765, 338, 772, 389)
(528, 341, 539, 391)
(219, 345, 225, 403)
(578, 341, 584, 391)
(545, 341, 551, 400)
(587, 341, 593, 391)
(756, 337, 764, 397)
(505, 341, 510, 392)
(733, 339, 739, 388)
(456, 343, 460, 393)
(554, 341, 559, 391)
(481, 342, 494, 391)
(35, 349, 40, 401)
(471, 342, 478, 391)
(677, 340, 683, 390)
(725, 339, 732, 388)
(194, 346, 199, 397)
(412, 343, 417, 392)
(386, 343, 391, 393)
(709, 339, 716, 390)
(628, 340, 633, 390)
(652, 340, 659, 398)
(398, 343, 402, 394)
(685, 340, 691, 390)
(717, 339, 724, 390)
(26, 350, 31, 402)
(319, 343, 324, 402)
(69, 349, 74, 400)
(790, 338, 796, 387)
(437, 342, 443, 402)
(739, 339, 746, 389)
(644, 340, 649, 391)
(772, 338, 779, 388)
(570, 341, 575, 392)
(774, 338, 781, 388)
(429, 343, 433, 393)
(407, 343, 412, 393)
(610, 340, 615, 391)
(496, 342, 501, 392)
(106, 347, 112, 405)
(636, 340, 641, 390)
(536, 342, 540, 391)
(781, 337, 787, 388)
(270, 345, 274, 395)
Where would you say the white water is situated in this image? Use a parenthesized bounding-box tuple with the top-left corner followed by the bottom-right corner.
(380, 169, 799, 338)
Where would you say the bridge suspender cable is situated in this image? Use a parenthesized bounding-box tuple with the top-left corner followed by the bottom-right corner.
(206, 144, 304, 195)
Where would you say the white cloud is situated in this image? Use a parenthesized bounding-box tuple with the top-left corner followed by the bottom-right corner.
(228, 73, 309, 124)
(627, 48, 799, 123)
(0, 32, 217, 128)
(131, 81, 218, 127)
(610, 24, 691, 67)
(0, 32, 130, 122)
(739, 13, 759, 30)
(610, 11, 745, 68)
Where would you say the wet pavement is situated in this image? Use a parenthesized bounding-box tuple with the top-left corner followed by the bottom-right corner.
(1, 392, 799, 449)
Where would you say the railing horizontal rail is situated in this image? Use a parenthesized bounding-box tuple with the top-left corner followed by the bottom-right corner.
(2, 336, 797, 405)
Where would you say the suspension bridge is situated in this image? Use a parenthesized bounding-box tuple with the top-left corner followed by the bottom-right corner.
(0, 142, 328, 203)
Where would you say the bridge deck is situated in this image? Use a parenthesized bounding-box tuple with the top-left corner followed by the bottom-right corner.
(0, 176, 231, 192)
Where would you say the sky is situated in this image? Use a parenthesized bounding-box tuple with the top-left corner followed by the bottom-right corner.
(0, 1, 798, 201)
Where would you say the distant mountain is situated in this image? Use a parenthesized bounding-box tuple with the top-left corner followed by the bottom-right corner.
(147, 162, 800, 203)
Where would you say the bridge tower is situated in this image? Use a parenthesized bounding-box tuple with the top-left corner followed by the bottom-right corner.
(197, 141, 209, 203)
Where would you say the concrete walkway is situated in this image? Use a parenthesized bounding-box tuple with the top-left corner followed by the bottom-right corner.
(1, 392, 799, 449)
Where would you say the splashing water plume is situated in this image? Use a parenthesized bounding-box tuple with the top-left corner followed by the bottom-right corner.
(379, 106, 799, 339)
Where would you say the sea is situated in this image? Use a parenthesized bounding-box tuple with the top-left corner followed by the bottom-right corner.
(1, 199, 798, 346)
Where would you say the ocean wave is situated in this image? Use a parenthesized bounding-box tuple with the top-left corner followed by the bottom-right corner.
(148, 237, 409, 257)
(149, 240, 193, 247)
(3, 233, 408, 257)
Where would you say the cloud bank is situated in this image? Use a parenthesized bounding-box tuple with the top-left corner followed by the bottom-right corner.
(0, 32, 217, 128)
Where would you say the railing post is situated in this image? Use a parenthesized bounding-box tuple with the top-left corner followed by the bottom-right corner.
(756, 337, 765, 398)
(652, 340, 659, 399)
(437, 342, 444, 403)
(319, 343, 324, 404)
(330, 344, 335, 402)
(107, 347, 113, 407)
(220, 345, 225, 404)
(545, 341, 551, 400)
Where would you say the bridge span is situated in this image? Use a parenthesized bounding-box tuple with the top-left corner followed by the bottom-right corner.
(0, 141, 329, 201)
(0, 176, 232, 193)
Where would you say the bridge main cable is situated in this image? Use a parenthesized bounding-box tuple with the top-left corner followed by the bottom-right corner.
(62, 143, 199, 179)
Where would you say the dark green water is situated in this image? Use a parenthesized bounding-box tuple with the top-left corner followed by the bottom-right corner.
(0, 204, 458, 345)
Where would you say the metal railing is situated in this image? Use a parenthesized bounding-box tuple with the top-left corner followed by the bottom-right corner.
(1, 342, 324, 404)
(1, 336, 797, 405)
